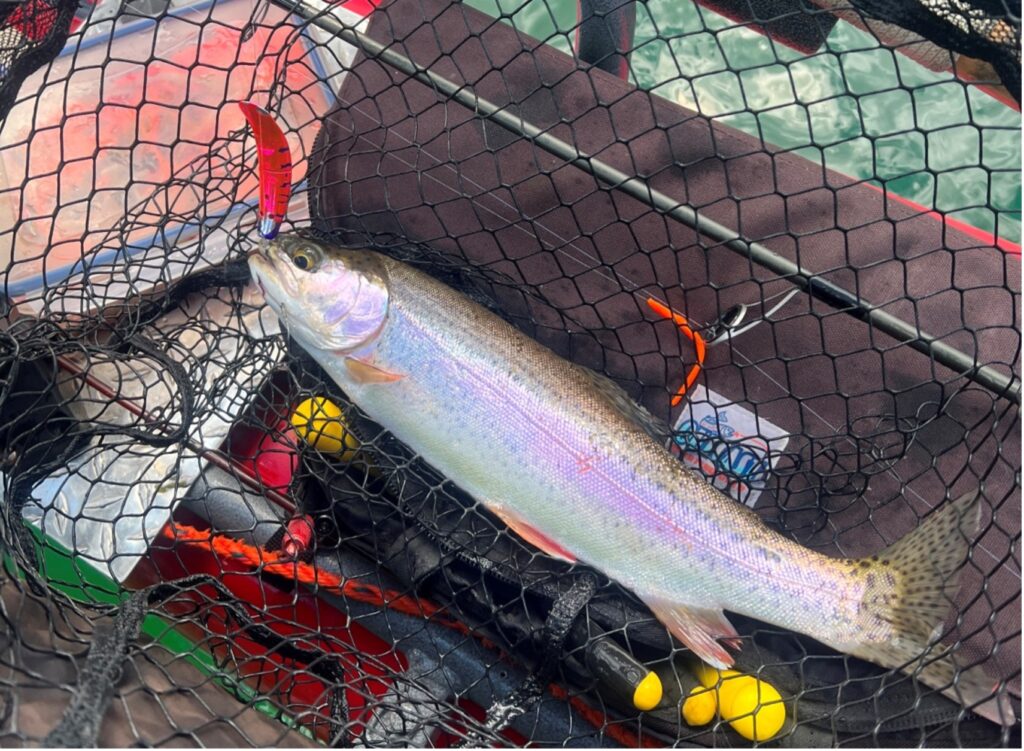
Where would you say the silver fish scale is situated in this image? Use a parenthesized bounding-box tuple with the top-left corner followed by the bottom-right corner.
(319, 256, 873, 652)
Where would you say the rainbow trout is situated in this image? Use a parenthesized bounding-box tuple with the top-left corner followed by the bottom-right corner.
(250, 234, 1012, 725)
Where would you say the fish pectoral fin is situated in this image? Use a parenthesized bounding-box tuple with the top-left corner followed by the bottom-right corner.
(489, 505, 577, 564)
(344, 357, 404, 384)
(645, 596, 740, 669)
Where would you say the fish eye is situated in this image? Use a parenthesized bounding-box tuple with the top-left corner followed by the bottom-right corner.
(291, 246, 320, 272)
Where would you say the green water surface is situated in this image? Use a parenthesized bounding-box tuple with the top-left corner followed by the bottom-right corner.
(467, 0, 1022, 245)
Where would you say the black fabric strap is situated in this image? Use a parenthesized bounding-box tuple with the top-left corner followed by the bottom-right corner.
(42, 574, 353, 747)
(461, 573, 598, 745)
(43, 591, 148, 747)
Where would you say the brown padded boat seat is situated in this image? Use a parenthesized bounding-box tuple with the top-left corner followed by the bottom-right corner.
(309, 0, 1020, 692)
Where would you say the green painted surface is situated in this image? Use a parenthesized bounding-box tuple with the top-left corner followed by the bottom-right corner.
(467, 0, 1021, 245)
(16, 526, 310, 739)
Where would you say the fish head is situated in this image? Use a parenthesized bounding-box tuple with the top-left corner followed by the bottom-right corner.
(249, 233, 390, 354)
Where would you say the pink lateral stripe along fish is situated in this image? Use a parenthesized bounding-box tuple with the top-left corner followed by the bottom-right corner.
(249, 233, 1014, 726)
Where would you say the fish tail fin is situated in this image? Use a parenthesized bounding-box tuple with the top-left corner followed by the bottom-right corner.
(851, 490, 1015, 726)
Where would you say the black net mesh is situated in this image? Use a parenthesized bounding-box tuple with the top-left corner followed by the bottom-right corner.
(0, 0, 79, 122)
(0, 0, 1020, 747)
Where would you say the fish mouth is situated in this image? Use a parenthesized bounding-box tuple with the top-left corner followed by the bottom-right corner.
(246, 237, 272, 262)
(246, 243, 274, 300)
(246, 242, 295, 321)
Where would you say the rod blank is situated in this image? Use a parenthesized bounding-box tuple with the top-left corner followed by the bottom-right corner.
(279, 0, 1021, 405)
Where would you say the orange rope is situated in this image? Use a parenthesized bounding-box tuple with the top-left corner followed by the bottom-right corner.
(645, 298, 706, 406)
(162, 522, 457, 627)
(163, 521, 662, 746)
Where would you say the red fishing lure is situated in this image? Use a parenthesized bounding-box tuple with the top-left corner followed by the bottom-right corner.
(239, 101, 293, 239)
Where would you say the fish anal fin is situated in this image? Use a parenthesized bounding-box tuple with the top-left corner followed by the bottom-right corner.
(344, 357, 404, 384)
(645, 596, 739, 669)
(490, 505, 577, 564)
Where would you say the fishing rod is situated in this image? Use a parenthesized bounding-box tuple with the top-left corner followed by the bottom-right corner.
(274, 0, 1021, 405)
(53, 353, 296, 515)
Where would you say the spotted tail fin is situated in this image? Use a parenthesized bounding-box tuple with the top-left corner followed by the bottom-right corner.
(851, 491, 1014, 726)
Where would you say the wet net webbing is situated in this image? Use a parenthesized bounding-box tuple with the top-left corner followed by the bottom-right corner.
(0, 0, 1020, 747)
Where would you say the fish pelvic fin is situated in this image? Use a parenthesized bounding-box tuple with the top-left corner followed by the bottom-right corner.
(344, 357, 404, 384)
(645, 596, 740, 669)
(489, 504, 577, 563)
(850, 490, 1015, 726)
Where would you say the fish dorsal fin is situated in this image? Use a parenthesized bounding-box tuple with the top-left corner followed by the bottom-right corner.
(645, 595, 740, 669)
(344, 357, 404, 384)
(575, 366, 671, 443)
(489, 504, 577, 564)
